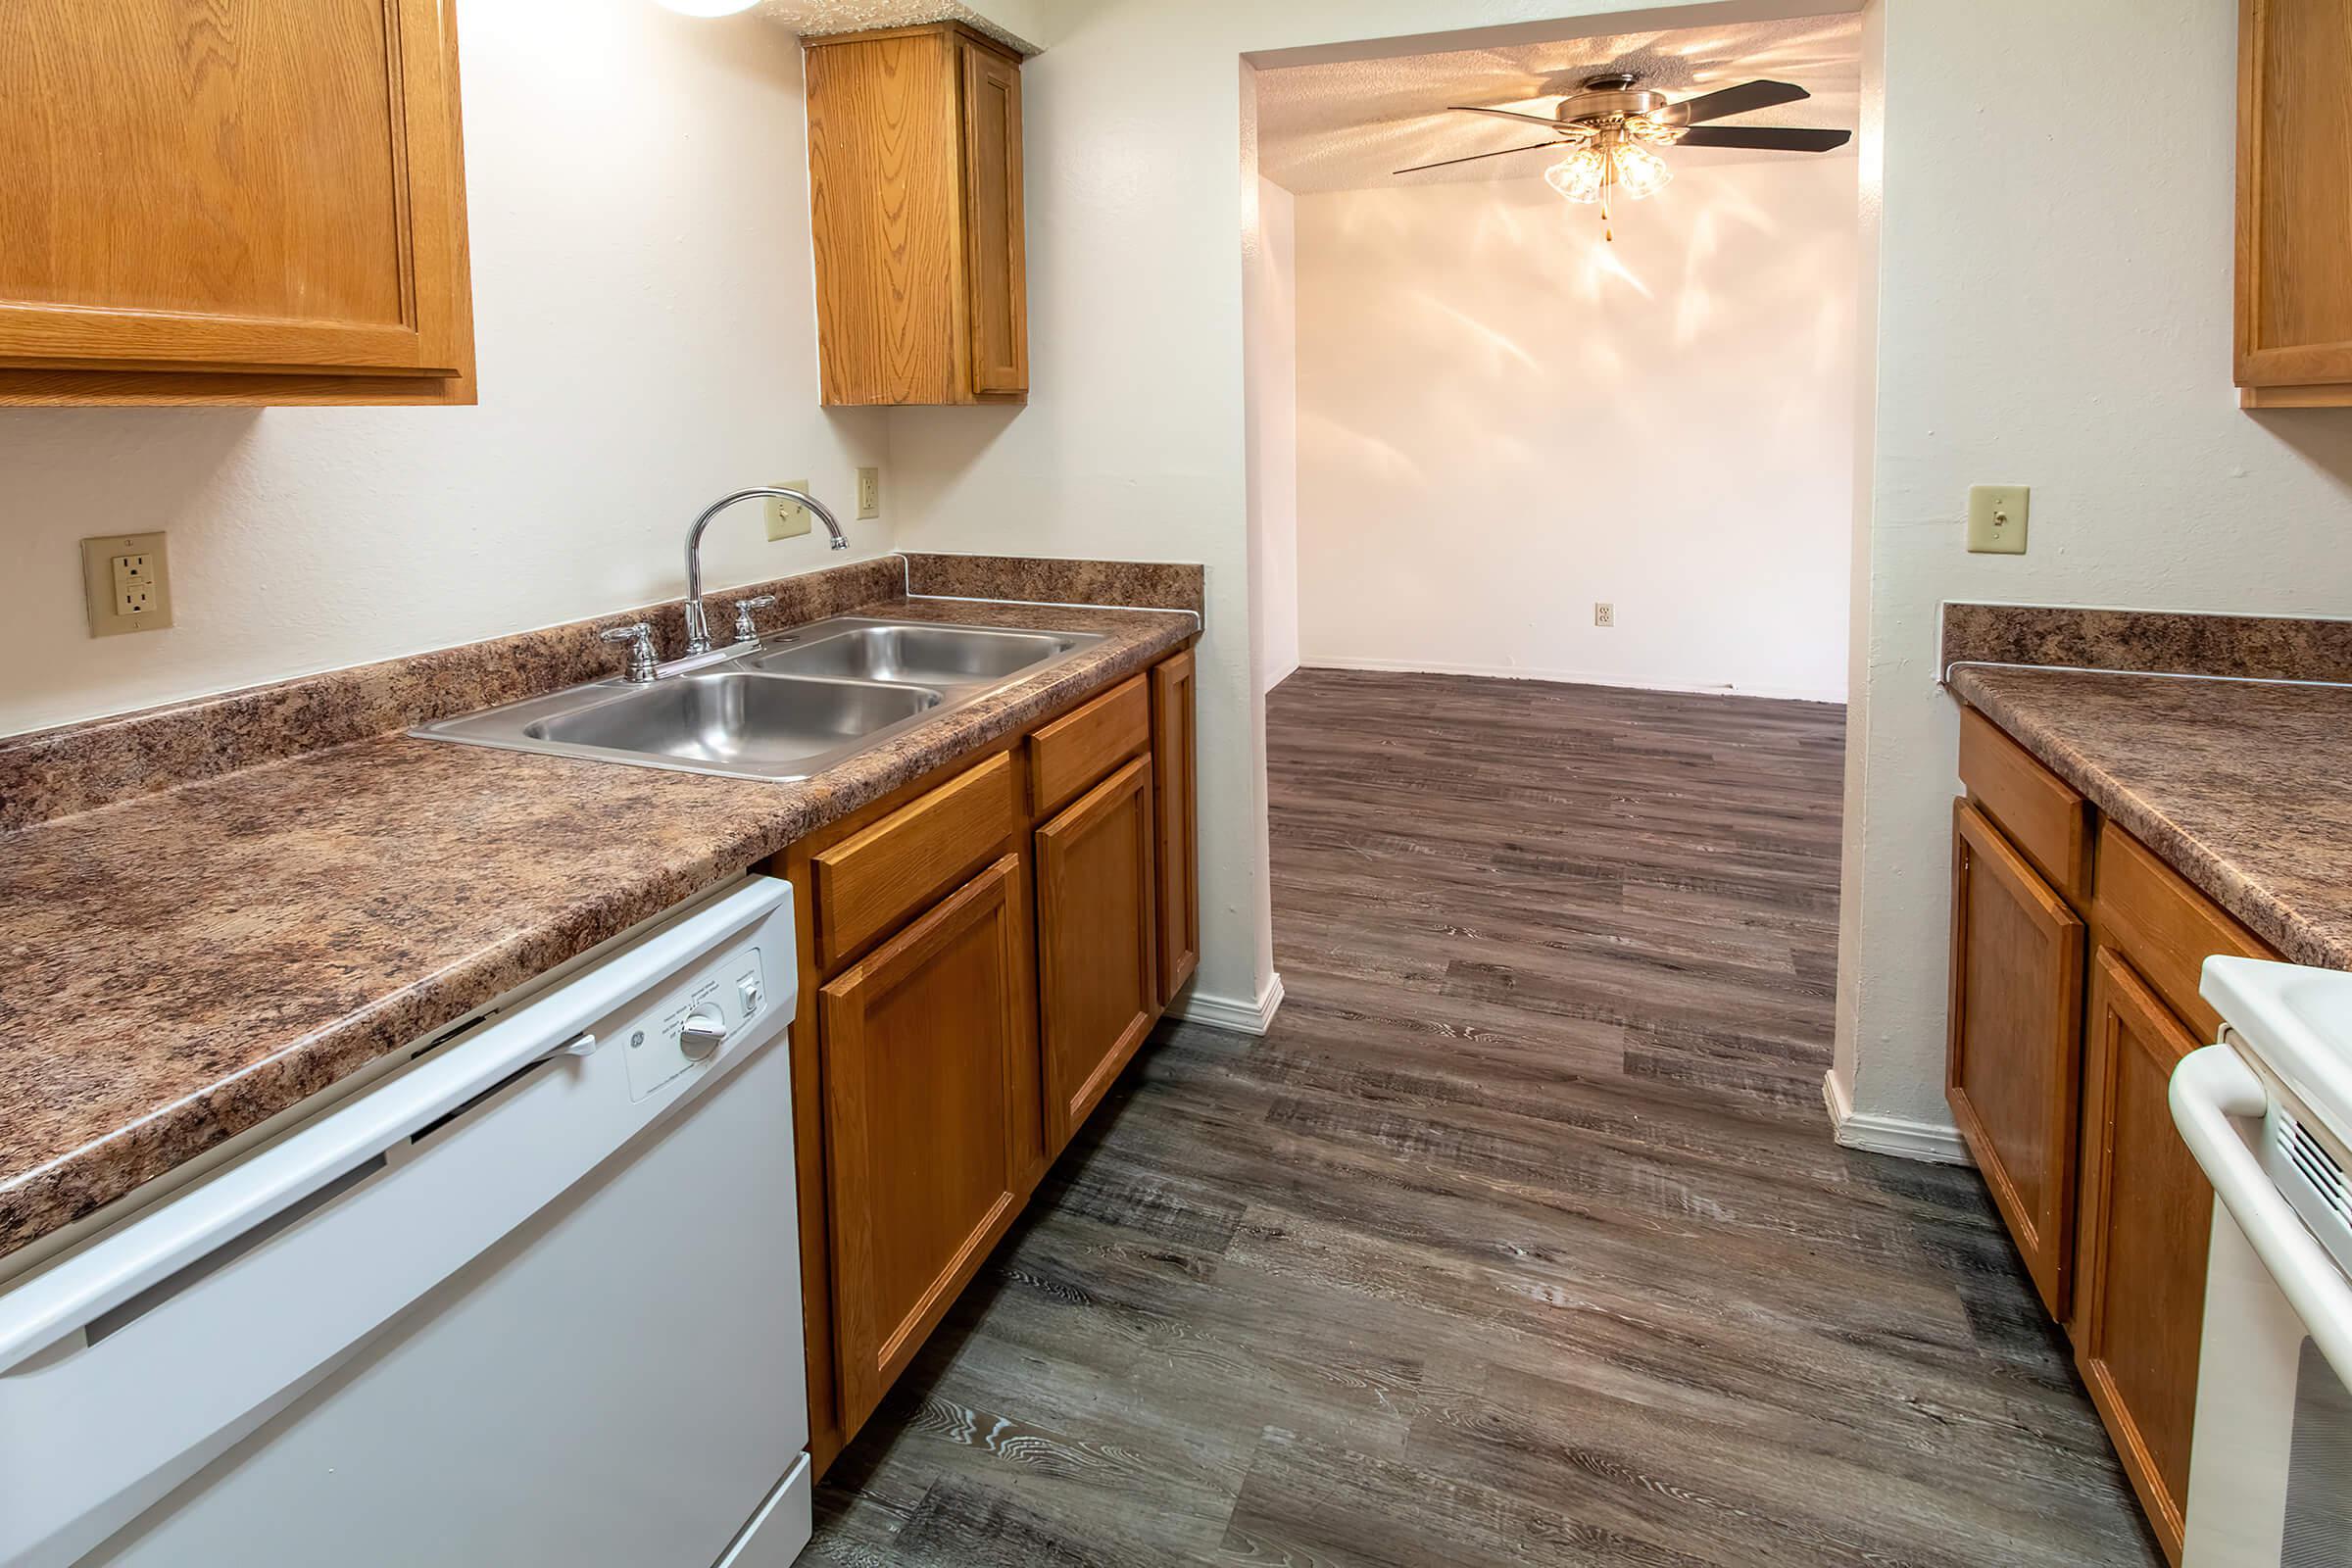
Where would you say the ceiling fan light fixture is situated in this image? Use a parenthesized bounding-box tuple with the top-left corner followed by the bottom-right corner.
(1545, 146, 1608, 204)
(1612, 141, 1674, 200)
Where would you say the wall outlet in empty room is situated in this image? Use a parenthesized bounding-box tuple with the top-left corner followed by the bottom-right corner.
(857, 466, 880, 519)
(765, 479, 810, 542)
(80, 531, 172, 636)
(1593, 603, 1615, 628)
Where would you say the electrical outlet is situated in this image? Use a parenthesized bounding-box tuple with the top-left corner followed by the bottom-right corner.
(1593, 602, 1615, 628)
(765, 478, 810, 542)
(1967, 485, 2030, 554)
(857, 466, 881, 520)
(81, 532, 173, 637)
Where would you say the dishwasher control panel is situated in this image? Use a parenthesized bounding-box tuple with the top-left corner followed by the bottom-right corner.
(621, 939, 774, 1102)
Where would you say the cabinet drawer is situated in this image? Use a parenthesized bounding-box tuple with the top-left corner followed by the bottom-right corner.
(1958, 708, 2092, 905)
(2092, 823, 2276, 1042)
(814, 754, 1016, 968)
(1029, 675, 1150, 818)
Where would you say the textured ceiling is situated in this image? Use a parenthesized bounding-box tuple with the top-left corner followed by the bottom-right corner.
(753, 0, 1038, 54)
(1256, 14, 1862, 194)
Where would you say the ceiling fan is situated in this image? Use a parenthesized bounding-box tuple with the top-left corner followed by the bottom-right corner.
(1396, 74, 1853, 240)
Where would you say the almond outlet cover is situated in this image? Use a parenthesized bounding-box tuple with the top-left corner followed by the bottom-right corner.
(81, 531, 173, 636)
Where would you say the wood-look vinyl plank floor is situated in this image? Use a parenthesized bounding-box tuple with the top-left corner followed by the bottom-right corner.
(808, 668, 2161, 1567)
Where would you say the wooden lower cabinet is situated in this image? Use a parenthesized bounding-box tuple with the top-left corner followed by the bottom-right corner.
(1036, 755, 1159, 1152)
(1946, 708, 2285, 1567)
(785, 645, 1200, 1472)
(1946, 798, 2085, 1318)
(2074, 947, 2214, 1565)
(1151, 649, 1200, 1003)
(819, 855, 1030, 1432)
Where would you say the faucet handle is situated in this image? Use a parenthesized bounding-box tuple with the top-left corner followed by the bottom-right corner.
(731, 595, 778, 643)
(599, 622, 660, 683)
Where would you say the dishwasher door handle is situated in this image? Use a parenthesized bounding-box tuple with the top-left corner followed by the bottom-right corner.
(2172, 1043, 2352, 1387)
(0, 876, 790, 1376)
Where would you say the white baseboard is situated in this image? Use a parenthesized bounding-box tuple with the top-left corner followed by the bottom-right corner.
(1166, 972, 1286, 1036)
(1822, 1070, 1972, 1165)
(1299, 656, 1844, 706)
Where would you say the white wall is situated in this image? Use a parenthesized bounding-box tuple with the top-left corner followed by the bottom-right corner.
(883, 0, 2352, 1129)
(0, 0, 890, 738)
(1291, 158, 1856, 701)
(1249, 176, 1301, 694)
(1832, 0, 2352, 1135)
(885, 0, 1802, 1021)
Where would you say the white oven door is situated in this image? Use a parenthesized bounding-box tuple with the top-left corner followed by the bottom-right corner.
(2175, 1045, 2352, 1567)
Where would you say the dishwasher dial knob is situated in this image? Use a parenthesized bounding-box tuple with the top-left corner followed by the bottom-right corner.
(678, 1007, 728, 1061)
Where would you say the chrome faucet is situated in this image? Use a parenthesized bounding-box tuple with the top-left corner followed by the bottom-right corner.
(681, 487, 848, 656)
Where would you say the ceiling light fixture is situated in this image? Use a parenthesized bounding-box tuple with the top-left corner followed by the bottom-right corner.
(1544, 120, 1675, 240)
(1400, 74, 1852, 243)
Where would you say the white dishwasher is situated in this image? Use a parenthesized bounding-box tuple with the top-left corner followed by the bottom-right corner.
(0, 875, 811, 1568)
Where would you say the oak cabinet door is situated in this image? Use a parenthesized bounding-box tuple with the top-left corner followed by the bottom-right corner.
(1150, 650, 1200, 1004)
(2234, 0, 2352, 404)
(1036, 755, 1157, 1152)
(820, 855, 1026, 1431)
(1946, 798, 2086, 1319)
(958, 35, 1026, 397)
(0, 0, 474, 404)
(2075, 946, 2212, 1567)
(805, 23, 1024, 406)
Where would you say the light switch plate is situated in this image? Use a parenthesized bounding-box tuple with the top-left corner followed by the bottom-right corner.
(81, 531, 173, 636)
(1967, 485, 2030, 554)
(765, 479, 810, 542)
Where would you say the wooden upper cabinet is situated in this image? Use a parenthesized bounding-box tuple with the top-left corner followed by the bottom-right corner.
(804, 24, 1026, 407)
(1945, 798, 2086, 1320)
(2234, 0, 2352, 406)
(2074, 948, 2214, 1567)
(0, 0, 475, 406)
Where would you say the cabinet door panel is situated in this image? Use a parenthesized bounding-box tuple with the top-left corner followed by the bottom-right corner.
(806, 29, 962, 406)
(2235, 0, 2352, 397)
(958, 36, 1026, 397)
(1037, 755, 1157, 1152)
(1946, 798, 2085, 1319)
(1151, 650, 1200, 1003)
(821, 855, 1025, 1430)
(2076, 947, 2211, 1567)
(0, 0, 470, 381)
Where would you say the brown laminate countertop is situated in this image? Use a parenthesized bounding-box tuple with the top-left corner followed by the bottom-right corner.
(1950, 663, 2352, 971)
(0, 596, 1197, 1263)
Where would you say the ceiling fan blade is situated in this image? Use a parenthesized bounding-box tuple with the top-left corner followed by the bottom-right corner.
(1660, 79, 1810, 124)
(1447, 104, 1568, 129)
(1672, 125, 1853, 151)
(1395, 140, 1566, 175)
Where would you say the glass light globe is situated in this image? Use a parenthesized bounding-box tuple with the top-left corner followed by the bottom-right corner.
(654, 0, 759, 14)
(1612, 141, 1674, 201)
(1544, 147, 1607, 205)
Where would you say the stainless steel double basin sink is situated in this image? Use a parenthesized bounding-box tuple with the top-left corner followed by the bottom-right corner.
(416, 616, 1107, 782)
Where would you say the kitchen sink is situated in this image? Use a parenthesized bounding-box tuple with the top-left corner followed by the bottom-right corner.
(414, 614, 1107, 782)
(525, 672, 939, 769)
(746, 623, 1078, 685)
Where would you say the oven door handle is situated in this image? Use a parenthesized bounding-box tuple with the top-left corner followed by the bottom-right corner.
(2173, 1043, 2352, 1386)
